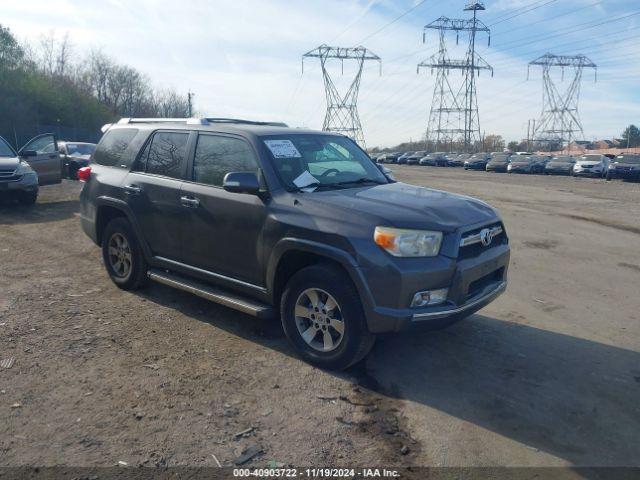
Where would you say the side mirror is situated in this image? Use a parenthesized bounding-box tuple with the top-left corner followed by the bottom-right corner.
(20, 150, 38, 158)
(223, 172, 261, 195)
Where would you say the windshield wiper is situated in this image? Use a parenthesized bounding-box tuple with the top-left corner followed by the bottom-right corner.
(332, 177, 386, 187)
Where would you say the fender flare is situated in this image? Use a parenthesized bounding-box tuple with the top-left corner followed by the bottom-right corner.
(94, 196, 153, 261)
(265, 238, 375, 311)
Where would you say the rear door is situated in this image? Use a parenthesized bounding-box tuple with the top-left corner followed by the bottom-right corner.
(19, 134, 61, 185)
(122, 130, 193, 260)
(179, 132, 268, 286)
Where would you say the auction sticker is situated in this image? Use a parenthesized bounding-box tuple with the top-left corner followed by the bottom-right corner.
(264, 140, 302, 158)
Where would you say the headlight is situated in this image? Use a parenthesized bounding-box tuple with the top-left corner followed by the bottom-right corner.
(15, 162, 35, 175)
(374, 227, 443, 257)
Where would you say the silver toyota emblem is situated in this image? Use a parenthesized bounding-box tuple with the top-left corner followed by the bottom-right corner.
(480, 228, 492, 247)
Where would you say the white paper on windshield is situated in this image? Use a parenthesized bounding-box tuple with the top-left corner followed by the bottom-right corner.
(264, 140, 301, 158)
(293, 171, 319, 192)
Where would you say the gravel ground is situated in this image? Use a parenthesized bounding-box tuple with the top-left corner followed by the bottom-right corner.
(0, 167, 639, 468)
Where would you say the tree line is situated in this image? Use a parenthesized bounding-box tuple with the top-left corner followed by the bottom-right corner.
(0, 25, 191, 147)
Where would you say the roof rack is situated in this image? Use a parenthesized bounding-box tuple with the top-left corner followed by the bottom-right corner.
(113, 117, 288, 127)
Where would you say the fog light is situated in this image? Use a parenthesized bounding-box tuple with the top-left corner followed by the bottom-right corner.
(411, 288, 449, 308)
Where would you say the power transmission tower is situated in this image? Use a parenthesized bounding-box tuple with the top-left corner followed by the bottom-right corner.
(303, 45, 381, 148)
(187, 90, 195, 117)
(418, 2, 492, 152)
(528, 53, 597, 149)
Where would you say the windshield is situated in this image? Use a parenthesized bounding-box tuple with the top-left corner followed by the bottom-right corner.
(0, 137, 16, 157)
(491, 155, 510, 162)
(262, 134, 388, 191)
(66, 143, 96, 156)
(553, 157, 575, 163)
(580, 155, 601, 162)
(616, 155, 640, 164)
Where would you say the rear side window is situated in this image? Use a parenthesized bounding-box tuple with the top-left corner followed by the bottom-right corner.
(93, 129, 138, 167)
(192, 134, 258, 186)
(137, 131, 190, 179)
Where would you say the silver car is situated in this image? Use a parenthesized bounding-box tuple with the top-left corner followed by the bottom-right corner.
(573, 154, 610, 178)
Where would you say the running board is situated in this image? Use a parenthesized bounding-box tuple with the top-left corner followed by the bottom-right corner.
(147, 269, 275, 319)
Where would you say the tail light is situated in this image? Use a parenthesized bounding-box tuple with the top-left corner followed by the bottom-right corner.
(77, 166, 91, 182)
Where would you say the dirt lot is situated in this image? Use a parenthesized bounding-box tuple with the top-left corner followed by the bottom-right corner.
(1, 168, 639, 468)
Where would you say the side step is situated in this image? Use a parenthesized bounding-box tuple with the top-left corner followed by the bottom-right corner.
(147, 269, 275, 319)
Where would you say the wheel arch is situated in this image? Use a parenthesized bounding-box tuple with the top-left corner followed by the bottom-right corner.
(267, 238, 375, 312)
(95, 197, 152, 260)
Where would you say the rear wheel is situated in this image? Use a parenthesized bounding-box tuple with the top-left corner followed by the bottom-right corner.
(280, 264, 375, 370)
(101, 217, 148, 290)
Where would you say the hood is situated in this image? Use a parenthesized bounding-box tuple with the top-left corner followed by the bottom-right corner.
(302, 182, 498, 232)
(0, 156, 19, 171)
(576, 161, 600, 167)
(510, 161, 531, 166)
(488, 159, 510, 165)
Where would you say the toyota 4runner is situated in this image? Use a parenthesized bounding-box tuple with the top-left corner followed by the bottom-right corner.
(79, 118, 510, 369)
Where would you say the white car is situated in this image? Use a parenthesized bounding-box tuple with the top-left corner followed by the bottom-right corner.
(573, 154, 610, 178)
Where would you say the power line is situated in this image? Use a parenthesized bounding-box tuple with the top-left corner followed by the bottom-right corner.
(489, 0, 558, 26)
(357, 0, 430, 44)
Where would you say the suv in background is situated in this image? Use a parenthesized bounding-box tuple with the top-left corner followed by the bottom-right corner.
(574, 154, 609, 178)
(607, 154, 640, 181)
(0, 133, 61, 205)
(464, 153, 490, 170)
(79, 118, 510, 369)
(486, 153, 512, 172)
(545, 156, 576, 176)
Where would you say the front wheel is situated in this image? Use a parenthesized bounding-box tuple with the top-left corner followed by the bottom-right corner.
(101, 217, 148, 290)
(280, 264, 375, 370)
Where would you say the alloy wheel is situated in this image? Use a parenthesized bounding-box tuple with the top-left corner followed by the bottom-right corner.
(294, 288, 345, 352)
(107, 233, 132, 278)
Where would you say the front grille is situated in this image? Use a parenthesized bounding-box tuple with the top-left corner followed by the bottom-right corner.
(458, 222, 506, 260)
(0, 168, 17, 178)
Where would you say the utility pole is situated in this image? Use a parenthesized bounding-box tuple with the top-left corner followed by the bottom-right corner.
(187, 90, 195, 117)
(302, 45, 381, 149)
(528, 53, 596, 152)
(418, 2, 492, 153)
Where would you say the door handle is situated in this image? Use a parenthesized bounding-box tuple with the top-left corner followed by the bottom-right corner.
(180, 196, 200, 208)
(124, 184, 142, 195)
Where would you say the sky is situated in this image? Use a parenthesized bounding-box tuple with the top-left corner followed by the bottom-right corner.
(2, 0, 638, 148)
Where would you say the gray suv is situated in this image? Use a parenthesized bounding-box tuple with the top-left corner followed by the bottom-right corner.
(0, 133, 62, 205)
(79, 118, 510, 369)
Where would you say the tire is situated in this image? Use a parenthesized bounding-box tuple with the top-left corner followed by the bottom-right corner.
(101, 217, 148, 290)
(280, 264, 375, 370)
(18, 191, 38, 206)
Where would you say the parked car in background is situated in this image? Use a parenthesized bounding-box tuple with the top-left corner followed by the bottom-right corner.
(0, 135, 40, 205)
(378, 152, 401, 164)
(573, 154, 610, 178)
(59, 141, 97, 179)
(435, 153, 452, 167)
(464, 153, 490, 170)
(79, 118, 510, 369)
(606, 154, 640, 181)
(449, 153, 470, 167)
(397, 152, 414, 164)
(486, 153, 512, 172)
(544, 156, 576, 175)
(420, 152, 447, 166)
(14, 133, 62, 185)
(406, 151, 428, 165)
(508, 155, 548, 174)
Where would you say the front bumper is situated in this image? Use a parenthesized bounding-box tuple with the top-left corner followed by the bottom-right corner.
(607, 169, 640, 180)
(546, 168, 573, 175)
(0, 173, 39, 194)
(574, 167, 602, 176)
(363, 243, 510, 333)
(486, 165, 508, 172)
(508, 167, 531, 173)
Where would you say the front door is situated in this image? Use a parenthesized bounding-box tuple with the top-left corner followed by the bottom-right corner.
(122, 130, 192, 260)
(19, 134, 61, 185)
(179, 132, 267, 286)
